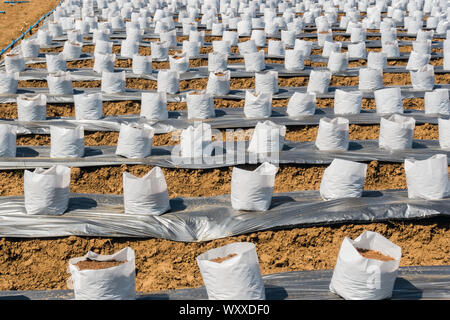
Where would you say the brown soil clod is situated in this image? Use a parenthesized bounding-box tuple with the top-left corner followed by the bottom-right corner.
(210, 253, 237, 263)
(74, 258, 128, 270)
(356, 248, 395, 261)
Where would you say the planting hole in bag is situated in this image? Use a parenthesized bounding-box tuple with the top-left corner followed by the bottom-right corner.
(320, 159, 367, 200)
(206, 71, 231, 96)
(24, 165, 70, 215)
(307, 70, 331, 94)
(196, 242, 265, 300)
(379, 114, 416, 150)
(247, 120, 286, 154)
(334, 89, 363, 115)
(101, 71, 126, 94)
(115, 123, 154, 159)
(231, 162, 278, 212)
(315, 117, 349, 151)
(141, 92, 168, 120)
(186, 90, 215, 119)
(255, 71, 279, 94)
(0, 124, 17, 157)
(374, 87, 403, 114)
(50, 126, 85, 158)
(68, 247, 136, 300)
(329, 231, 401, 300)
(123, 167, 170, 215)
(405, 154, 449, 200)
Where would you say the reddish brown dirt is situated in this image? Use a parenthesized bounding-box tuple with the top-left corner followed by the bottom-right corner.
(74, 258, 127, 270)
(210, 253, 237, 263)
(356, 248, 395, 261)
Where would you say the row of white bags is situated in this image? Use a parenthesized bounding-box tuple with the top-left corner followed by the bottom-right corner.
(68, 230, 403, 300)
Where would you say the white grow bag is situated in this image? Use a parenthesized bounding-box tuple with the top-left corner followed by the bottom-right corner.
(186, 91, 215, 119)
(93, 53, 115, 74)
(68, 247, 136, 300)
(405, 154, 449, 200)
(74, 92, 103, 120)
(5, 53, 25, 73)
(231, 162, 278, 211)
(50, 126, 85, 158)
(169, 54, 190, 73)
(123, 167, 170, 215)
(379, 114, 416, 150)
(287, 92, 316, 116)
(244, 91, 272, 118)
(268, 40, 285, 56)
(0, 72, 18, 94)
(320, 159, 367, 200)
(24, 165, 70, 215)
(62, 41, 82, 60)
(406, 51, 431, 71)
(101, 71, 126, 94)
(315, 117, 350, 151)
(328, 52, 349, 73)
(438, 118, 450, 149)
(206, 71, 231, 96)
(115, 123, 154, 158)
(374, 87, 403, 114)
(294, 39, 312, 57)
(157, 70, 180, 94)
(132, 55, 152, 75)
(307, 70, 332, 94)
(410, 64, 435, 91)
(17, 94, 47, 121)
(255, 71, 279, 94)
(284, 49, 305, 71)
(197, 242, 265, 300)
(329, 231, 401, 300)
(21, 39, 40, 58)
(358, 68, 383, 91)
(46, 53, 67, 73)
(151, 42, 169, 60)
(348, 42, 367, 59)
(179, 123, 213, 158)
(334, 89, 363, 114)
(140, 92, 168, 120)
(208, 51, 228, 72)
(244, 50, 265, 72)
(238, 40, 257, 54)
(424, 89, 450, 115)
(0, 124, 17, 157)
(248, 120, 286, 154)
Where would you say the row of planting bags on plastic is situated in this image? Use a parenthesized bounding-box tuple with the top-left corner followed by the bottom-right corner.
(65, 232, 429, 300)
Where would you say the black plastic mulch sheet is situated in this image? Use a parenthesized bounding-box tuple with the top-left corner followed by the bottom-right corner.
(0, 266, 448, 300)
(1, 139, 448, 170)
(0, 190, 448, 240)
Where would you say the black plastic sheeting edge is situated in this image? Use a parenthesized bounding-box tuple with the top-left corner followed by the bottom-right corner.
(1, 139, 448, 170)
(0, 190, 448, 241)
(0, 266, 448, 300)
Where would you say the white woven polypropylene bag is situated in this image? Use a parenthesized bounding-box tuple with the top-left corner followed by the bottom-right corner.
(315, 117, 349, 151)
(206, 71, 231, 96)
(406, 51, 431, 71)
(17, 94, 47, 121)
(268, 40, 285, 56)
(358, 68, 383, 91)
(231, 162, 278, 211)
(0, 124, 17, 157)
(382, 41, 400, 58)
(320, 159, 367, 200)
(182, 40, 201, 58)
(286, 92, 316, 116)
(47, 71, 73, 95)
(115, 123, 154, 158)
(5, 53, 25, 73)
(251, 30, 266, 47)
(329, 231, 401, 300)
(21, 39, 40, 58)
(374, 87, 403, 114)
(244, 50, 265, 72)
(0, 72, 18, 94)
(169, 54, 190, 73)
(74, 92, 103, 120)
(244, 91, 272, 118)
(211, 23, 223, 36)
(424, 89, 450, 115)
(367, 51, 386, 70)
(197, 242, 265, 300)
(123, 167, 170, 215)
(438, 118, 450, 148)
(348, 42, 367, 59)
(334, 89, 363, 114)
(93, 53, 115, 74)
(307, 70, 331, 94)
(132, 54, 152, 75)
(151, 41, 169, 60)
(186, 91, 215, 119)
(444, 40, 450, 70)
(68, 247, 136, 300)
(157, 69, 180, 94)
(50, 126, 85, 158)
(140, 92, 168, 120)
(37, 29, 52, 46)
(160, 29, 177, 47)
(247, 120, 286, 154)
(101, 71, 126, 94)
(255, 71, 279, 94)
(284, 49, 304, 71)
(24, 165, 70, 215)
(120, 39, 139, 58)
(62, 41, 82, 59)
(294, 39, 312, 56)
(238, 39, 257, 54)
(212, 40, 231, 54)
(46, 53, 67, 73)
(405, 154, 449, 200)
(94, 39, 113, 55)
(410, 64, 435, 91)
(222, 31, 238, 46)
(328, 51, 349, 73)
(179, 123, 213, 158)
(322, 41, 341, 58)
(412, 40, 432, 55)
(379, 114, 415, 150)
